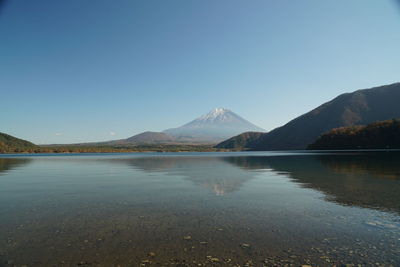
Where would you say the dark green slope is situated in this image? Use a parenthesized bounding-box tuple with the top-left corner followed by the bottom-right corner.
(251, 82, 400, 150)
(215, 82, 400, 150)
(308, 119, 400, 150)
(214, 132, 264, 149)
(0, 132, 37, 153)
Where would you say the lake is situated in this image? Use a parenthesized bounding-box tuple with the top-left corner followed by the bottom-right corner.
(0, 151, 399, 266)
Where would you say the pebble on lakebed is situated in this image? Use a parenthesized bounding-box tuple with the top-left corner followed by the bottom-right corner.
(240, 243, 251, 248)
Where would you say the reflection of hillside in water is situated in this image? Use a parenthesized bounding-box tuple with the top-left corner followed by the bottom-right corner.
(319, 153, 400, 180)
(0, 158, 31, 175)
(102, 152, 400, 211)
(224, 153, 400, 214)
(110, 157, 258, 196)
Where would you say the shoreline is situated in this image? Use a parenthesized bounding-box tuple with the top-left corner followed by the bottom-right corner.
(2, 148, 400, 155)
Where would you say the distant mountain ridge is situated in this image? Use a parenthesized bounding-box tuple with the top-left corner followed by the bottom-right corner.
(163, 108, 265, 143)
(125, 131, 175, 144)
(104, 131, 177, 145)
(216, 82, 400, 150)
(85, 108, 265, 146)
(6, 82, 400, 150)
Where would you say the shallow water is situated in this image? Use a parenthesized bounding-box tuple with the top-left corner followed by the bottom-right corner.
(0, 151, 399, 266)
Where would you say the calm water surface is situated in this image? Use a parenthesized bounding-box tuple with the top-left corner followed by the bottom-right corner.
(0, 151, 399, 267)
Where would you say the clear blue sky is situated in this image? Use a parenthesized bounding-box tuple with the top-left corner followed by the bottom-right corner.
(1, 0, 400, 144)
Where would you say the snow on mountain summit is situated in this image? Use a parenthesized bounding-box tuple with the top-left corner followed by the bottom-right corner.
(163, 108, 265, 142)
(198, 108, 233, 122)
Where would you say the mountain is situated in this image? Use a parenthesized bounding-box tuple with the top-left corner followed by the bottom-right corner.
(106, 131, 177, 145)
(217, 82, 400, 150)
(125, 131, 176, 144)
(215, 132, 265, 150)
(308, 119, 400, 150)
(163, 108, 265, 143)
(0, 132, 37, 153)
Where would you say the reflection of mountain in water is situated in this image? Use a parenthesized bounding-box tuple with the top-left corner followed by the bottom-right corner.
(104, 152, 400, 212)
(223, 153, 400, 214)
(108, 157, 258, 196)
(0, 158, 31, 175)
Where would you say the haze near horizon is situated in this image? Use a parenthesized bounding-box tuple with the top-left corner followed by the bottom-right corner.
(1, 0, 400, 144)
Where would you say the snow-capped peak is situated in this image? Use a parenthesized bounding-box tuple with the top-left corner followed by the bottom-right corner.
(163, 108, 265, 142)
(199, 108, 231, 121)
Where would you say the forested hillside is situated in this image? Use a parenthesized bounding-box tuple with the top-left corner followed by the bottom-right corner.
(308, 119, 400, 150)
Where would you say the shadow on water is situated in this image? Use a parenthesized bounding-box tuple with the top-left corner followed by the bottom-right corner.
(222, 152, 400, 214)
(0, 158, 31, 176)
